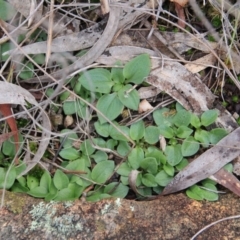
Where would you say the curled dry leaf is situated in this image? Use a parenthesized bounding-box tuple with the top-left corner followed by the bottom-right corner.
(138, 99, 154, 113)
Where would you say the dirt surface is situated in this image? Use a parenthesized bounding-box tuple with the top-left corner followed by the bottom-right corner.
(1, 190, 240, 240)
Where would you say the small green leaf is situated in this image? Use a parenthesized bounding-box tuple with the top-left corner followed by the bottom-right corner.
(53, 170, 69, 190)
(223, 163, 233, 173)
(172, 109, 191, 127)
(19, 62, 34, 80)
(190, 114, 201, 128)
(27, 175, 39, 190)
(40, 171, 51, 191)
(91, 150, 108, 163)
(1, 42, 13, 61)
(106, 139, 118, 150)
(111, 67, 124, 83)
(80, 139, 95, 155)
(97, 93, 124, 124)
(79, 68, 113, 93)
(117, 162, 132, 176)
(176, 126, 193, 138)
(181, 136, 200, 157)
(145, 147, 166, 165)
(165, 144, 183, 166)
(130, 120, 145, 141)
(54, 188, 76, 201)
(91, 160, 115, 184)
(0, 167, 16, 189)
(2, 134, 23, 157)
(28, 186, 48, 198)
(158, 125, 174, 139)
(209, 128, 228, 144)
(128, 147, 144, 169)
(104, 182, 129, 198)
(142, 173, 158, 187)
(155, 170, 173, 187)
(86, 192, 111, 202)
(163, 164, 175, 176)
(144, 126, 159, 144)
(123, 54, 151, 84)
(109, 123, 130, 141)
(117, 141, 131, 157)
(59, 147, 80, 160)
(201, 109, 218, 127)
(194, 129, 210, 147)
(175, 158, 189, 171)
(153, 108, 174, 126)
(118, 84, 140, 110)
(140, 157, 158, 174)
(63, 101, 77, 115)
(0, 0, 16, 21)
(186, 185, 204, 200)
(32, 54, 45, 65)
(94, 121, 110, 137)
(65, 159, 86, 171)
(201, 183, 218, 201)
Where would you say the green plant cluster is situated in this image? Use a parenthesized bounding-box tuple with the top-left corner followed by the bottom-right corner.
(0, 52, 231, 202)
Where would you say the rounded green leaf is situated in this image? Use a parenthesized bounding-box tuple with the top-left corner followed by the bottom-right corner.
(158, 125, 174, 139)
(54, 188, 76, 201)
(53, 169, 69, 190)
(190, 114, 201, 128)
(201, 109, 218, 127)
(172, 109, 191, 127)
(91, 150, 108, 163)
(59, 147, 80, 160)
(176, 126, 193, 138)
(40, 171, 52, 191)
(128, 147, 144, 169)
(63, 101, 77, 115)
(140, 157, 158, 175)
(0, 0, 16, 21)
(80, 139, 95, 155)
(155, 170, 173, 187)
(96, 93, 124, 124)
(117, 162, 132, 176)
(145, 147, 167, 165)
(123, 54, 151, 84)
(28, 186, 48, 198)
(186, 185, 204, 200)
(109, 124, 130, 141)
(60, 129, 78, 149)
(163, 164, 175, 177)
(194, 129, 210, 147)
(111, 67, 124, 83)
(144, 126, 159, 144)
(117, 141, 131, 157)
(165, 144, 183, 166)
(142, 173, 158, 187)
(181, 136, 200, 157)
(94, 121, 110, 137)
(65, 159, 86, 171)
(91, 160, 115, 184)
(209, 128, 228, 144)
(27, 175, 39, 190)
(0, 167, 16, 189)
(79, 68, 113, 93)
(130, 120, 145, 141)
(118, 84, 140, 110)
(153, 108, 175, 126)
(104, 182, 129, 198)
